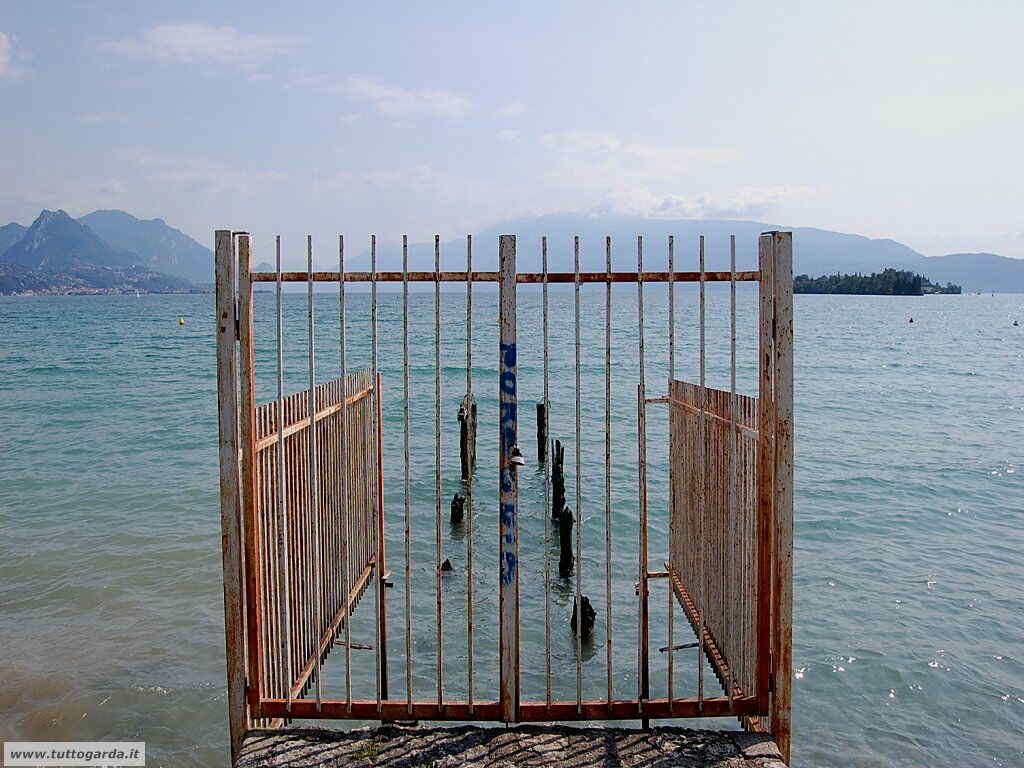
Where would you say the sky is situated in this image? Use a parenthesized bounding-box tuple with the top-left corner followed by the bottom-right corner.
(1, 0, 1022, 259)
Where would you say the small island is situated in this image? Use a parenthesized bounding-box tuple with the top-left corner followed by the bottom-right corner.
(794, 268, 961, 296)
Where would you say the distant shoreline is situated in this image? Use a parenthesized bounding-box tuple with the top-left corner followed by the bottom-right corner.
(0, 288, 212, 297)
(794, 268, 961, 296)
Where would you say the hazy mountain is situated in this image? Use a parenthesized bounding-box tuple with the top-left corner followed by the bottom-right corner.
(3, 209, 1021, 294)
(358, 214, 1021, 293)
(1, 210, 136, 270)
(79, 209, 212, 283)
(907, 253, 1024, 293)
(0, 210, 197, 295)
(0, 222, 26, 254)
(359, 214, 927, 276)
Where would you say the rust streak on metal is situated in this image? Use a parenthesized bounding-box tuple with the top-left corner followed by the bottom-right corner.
(254, 387, 373, 452)
(285, 564, 374, 702)
(258, 695, 761, 721)
(250, 270, 761, 284)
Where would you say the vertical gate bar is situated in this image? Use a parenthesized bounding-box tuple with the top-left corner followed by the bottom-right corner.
(402, 235, 413, 715)
(604, 235, 613, 708)
(375, 369, 387, 703)
(466, 234, 475, 714)
(466, 235, 473, 396)
(215, 230, 247, 760)
(728, 235, 737, 711)
(573, 235, 583, 714)
(636, 235, 650, 725)
(275, 236, 293, 713)
(370, 235, 383, 714)
(434, 235, 444, 708)
(667, 233, 674, 713)
(756, 234, 776, 711)
(237, 233, 263, 717)
(498, 234, 519, 723)
(771, 232, 794, 763)
(339, 235, 353, 712)
(668, 235, 675, 376)
(542, 236, 552, 708)
(697, 234, 706, 709)
(306, 236, 323, 711)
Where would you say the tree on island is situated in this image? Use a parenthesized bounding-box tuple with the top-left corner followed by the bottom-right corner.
(793, 268, 961, 295)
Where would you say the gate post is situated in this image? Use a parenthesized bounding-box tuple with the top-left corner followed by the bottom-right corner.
(770, 232, 794, 763)
(236, 234, 263, 718)
(497, 234, 520, 722)
(755, 233, 776, 716)
(214, 230, 249, 761)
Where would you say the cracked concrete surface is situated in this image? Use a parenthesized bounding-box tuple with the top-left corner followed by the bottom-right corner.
(236, 724, 786, 767)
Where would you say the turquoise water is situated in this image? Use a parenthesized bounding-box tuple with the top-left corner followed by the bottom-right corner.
(1, 288, 1022, 767)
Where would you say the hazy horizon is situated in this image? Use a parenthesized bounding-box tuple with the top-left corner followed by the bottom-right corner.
(2, 2, 1022, 260)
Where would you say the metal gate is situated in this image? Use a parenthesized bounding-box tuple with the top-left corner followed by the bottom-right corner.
(214, 230, 794, 761)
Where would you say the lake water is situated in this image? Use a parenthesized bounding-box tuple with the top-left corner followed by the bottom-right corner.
(1, 288, 1021, 767)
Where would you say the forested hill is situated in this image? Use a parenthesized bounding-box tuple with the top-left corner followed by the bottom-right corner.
(794, 268, 961, 296)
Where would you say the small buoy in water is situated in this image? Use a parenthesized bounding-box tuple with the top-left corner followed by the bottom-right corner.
(909, 317, 914, 323)
(440, 558, 453, 573)
(178, 316, 185, 326)
(1014, 320, 1019, 327)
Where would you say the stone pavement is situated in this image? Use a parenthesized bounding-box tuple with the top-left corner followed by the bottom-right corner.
(236, 724, 787, 767)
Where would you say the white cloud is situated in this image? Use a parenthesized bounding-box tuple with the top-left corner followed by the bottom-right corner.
(541, 130, 738, 176)
(497, 128, 520, 143)
(0, 32, 11, 77)
(536, 130, 803, 218)
(117, 148, 284, 194)
(338, 112, 360, 125)
(314, 163, 507, 235)
(343, 76, 471, 118)
(608, 186, 815, 220)
(104, 24, 294, 66)
(498, 101, 527, 117)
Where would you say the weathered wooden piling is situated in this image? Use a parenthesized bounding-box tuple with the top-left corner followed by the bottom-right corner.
(458, 394, 477, 481)
(558, 506, 574, 578)
(536, 403, 548, 463)
(571, 594, 596, 640)
(450, 492, 465, 525)
(552, 439, 566, 521)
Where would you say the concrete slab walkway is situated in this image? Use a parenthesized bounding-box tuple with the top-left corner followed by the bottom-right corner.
(236, 724, 787, 767)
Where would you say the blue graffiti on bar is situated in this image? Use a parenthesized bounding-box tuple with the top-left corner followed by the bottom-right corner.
(499, 341, 517, 585)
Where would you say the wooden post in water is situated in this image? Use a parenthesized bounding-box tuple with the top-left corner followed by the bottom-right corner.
(571, 594, 596, 640)
(770, 232, 794, 764)
(558, 505, 574, 578)
(450, 492, 466, 525)
(214, 230, 249, 762)
(536, 403, 547, 463)
(459, 394, 477, 481)
(552, 439, 566, 520)
(497, 234, 519, 723)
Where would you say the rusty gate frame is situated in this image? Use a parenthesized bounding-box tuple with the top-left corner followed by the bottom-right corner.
(215, 230, 794, 762)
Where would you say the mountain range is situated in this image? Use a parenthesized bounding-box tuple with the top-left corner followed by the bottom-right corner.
(1, 209, 1022, 295)
(379, 215, 1024, 292)
(0, 209, 209, 295)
